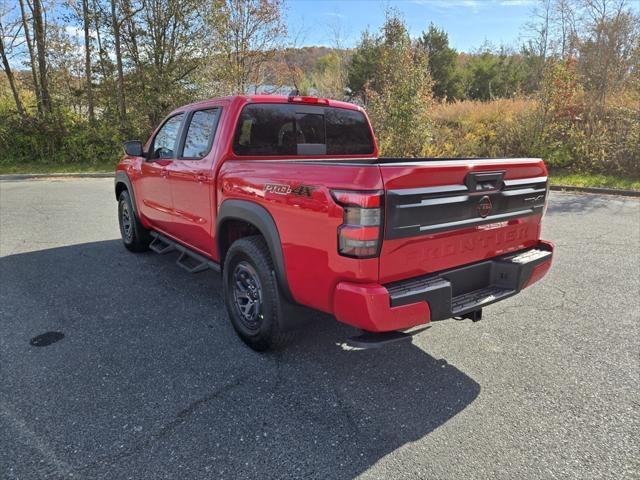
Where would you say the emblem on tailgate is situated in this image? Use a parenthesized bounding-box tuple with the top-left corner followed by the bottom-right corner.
(477, 196, 493, 218)
(524, 194, 545, 203)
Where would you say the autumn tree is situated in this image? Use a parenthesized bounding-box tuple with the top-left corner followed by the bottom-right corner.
(309, 51, 347, 99)
(66, 0, 96, 121)
(552, 0, 579, 59)
(17, 0, 41, 114)
(350, 11, 434, 156)
(109, 0, 136, 130)
(119, 0, 212, 127)
(0, 11, 26, 117)
(576, 0, 639, 103)
(32, 0, 51, 114)
(213, 0, 286, 94)
(81, 0, 94, 120)
(523, 0, 553, 90)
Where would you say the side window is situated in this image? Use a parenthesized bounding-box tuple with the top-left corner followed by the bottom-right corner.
(151, 113, 184, 159)
(181, 108, 220, 159)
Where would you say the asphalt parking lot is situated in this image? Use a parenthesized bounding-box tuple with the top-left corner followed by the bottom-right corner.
(1, 178, 638, 479)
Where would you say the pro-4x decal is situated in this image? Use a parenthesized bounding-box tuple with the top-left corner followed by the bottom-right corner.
(264, 183, 315, 198)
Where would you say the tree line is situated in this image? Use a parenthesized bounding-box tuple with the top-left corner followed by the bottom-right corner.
(345, 0, 638, 103)
(0, 0, 638, 175)
(340, 1, 638, 170)
(0, 0, 288, 133)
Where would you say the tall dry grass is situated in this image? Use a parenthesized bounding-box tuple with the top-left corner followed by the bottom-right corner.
(425, 98, 539, 159)
(422, 92, 639, 177)
(430, 98, 535, 125)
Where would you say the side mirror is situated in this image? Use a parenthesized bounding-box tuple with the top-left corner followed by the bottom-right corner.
(123, 140, 144, 157)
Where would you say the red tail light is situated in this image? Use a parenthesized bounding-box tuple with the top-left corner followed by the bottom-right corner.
(332, 190, 381, 208)
(332, 190, 383, 258)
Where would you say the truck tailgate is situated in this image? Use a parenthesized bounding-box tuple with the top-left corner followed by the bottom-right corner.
(378, 158, 548, 283)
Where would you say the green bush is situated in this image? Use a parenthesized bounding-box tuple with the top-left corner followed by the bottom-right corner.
(0, 97, 125, 170)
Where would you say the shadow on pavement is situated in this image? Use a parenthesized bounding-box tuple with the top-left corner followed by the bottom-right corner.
(547, 192, 615, 215)
(1, 240, 480, 479)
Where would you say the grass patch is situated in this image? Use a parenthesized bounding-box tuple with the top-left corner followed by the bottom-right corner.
(1, 161, 638, 192)
(0, 161, 116, 175)
(549, 171, 640, 191)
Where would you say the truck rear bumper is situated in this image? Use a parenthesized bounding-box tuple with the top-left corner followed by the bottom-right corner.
(333, 240, 554, 332)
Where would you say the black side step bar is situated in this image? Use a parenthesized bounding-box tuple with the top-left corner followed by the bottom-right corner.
(149, 232, 220, 273)
(149, 234, 175, 254)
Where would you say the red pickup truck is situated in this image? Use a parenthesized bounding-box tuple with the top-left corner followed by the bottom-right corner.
(115, 94, 553, 351)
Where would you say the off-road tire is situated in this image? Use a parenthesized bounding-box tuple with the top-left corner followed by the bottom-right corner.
(223, 236, 293, 351)
(118, 190, 151, 252)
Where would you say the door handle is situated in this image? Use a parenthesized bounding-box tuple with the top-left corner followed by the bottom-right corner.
(160, 169, 169, 178)
(196, 174, 209, 183)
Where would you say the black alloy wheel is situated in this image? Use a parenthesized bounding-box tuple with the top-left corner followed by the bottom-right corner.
(232, 261, 264, 331)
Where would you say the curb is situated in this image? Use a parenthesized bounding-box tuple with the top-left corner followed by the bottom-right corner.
(550, 184, 640, 197)
(0, 172, 113, 180)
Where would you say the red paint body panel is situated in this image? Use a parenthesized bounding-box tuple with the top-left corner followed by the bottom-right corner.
(379, 215, 542, 283)
(116, 95, 554, 333)
(217, 160, 382, 312)
(523, 240, 555, 289)
(333, 282, 430, 332)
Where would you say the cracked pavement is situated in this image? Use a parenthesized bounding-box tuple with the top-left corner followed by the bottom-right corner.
(1, 179, 638, 479)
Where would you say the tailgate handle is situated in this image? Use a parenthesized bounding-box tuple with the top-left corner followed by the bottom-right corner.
(465, 171, 505, 192)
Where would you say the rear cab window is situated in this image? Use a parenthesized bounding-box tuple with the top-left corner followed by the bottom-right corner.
(233, 104, 374, 157)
